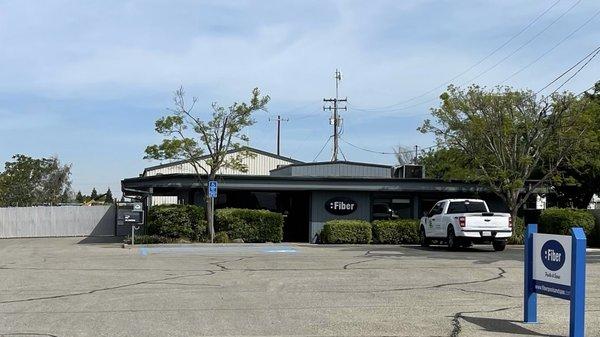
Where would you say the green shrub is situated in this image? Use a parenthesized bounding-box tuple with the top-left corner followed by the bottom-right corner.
(372, 219, 419, 244)
(539, 208, 595, 237)
(215, 208, 283, 243)
(214, 231, 230, 243)
(321, 220, 372, 244)
(508, 217, 525, 245)
(147, 204, 206, 241)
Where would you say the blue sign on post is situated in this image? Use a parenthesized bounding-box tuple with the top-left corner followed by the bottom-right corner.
(208, 180, 218, 198)
(524, 224, 586, 337)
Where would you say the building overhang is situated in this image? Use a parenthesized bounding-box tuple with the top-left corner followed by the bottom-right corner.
(121, 173, 489, 196)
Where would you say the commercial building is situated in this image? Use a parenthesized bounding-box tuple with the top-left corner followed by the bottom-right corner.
(121, 147, 506, 242)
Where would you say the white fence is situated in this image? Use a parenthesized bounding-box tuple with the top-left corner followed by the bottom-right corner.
(0, 205, 116, 238)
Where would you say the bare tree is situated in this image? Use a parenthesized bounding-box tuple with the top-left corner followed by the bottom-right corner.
(394, 145, 415, 165)
(145, 87, 270, 241)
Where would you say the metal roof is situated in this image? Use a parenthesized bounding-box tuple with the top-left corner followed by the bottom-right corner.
(270, 160, 393, 178)
(142, 146, 303, 175)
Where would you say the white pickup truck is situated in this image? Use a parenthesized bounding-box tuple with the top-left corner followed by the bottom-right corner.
(419, 199, 512, 251)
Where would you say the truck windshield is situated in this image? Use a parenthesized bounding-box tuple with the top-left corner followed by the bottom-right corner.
(447, 201, 487, 214)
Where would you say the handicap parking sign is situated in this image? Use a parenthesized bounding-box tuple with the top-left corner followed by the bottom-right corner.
(208, 180, 218, 198)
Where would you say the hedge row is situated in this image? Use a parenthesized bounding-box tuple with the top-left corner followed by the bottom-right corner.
(539, 208, 595, 237)
(147, 204, 207, 241)
(323, 208, 600, 245)
(321, 219, 420, 244)
(372, 219, 420, 244)
(321, 220, 372, 244)
(215, 208, 283, 243)
(147, 206, 284, 243)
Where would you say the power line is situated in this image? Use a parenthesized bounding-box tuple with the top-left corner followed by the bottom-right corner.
(348, 0, 562, 112)
(460, 0, 582, 86)
(551, 49, 600, 94)
(503, 6, 600, 84)
(339, 145, 348, 161)
(340, 138, 436, 155)
(313, 136, 332, 162)
(536, 45, 600, 94)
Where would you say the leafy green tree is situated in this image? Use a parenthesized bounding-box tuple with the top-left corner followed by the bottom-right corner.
(418, 147, 477, 180)
(549, 82, 600, 208)
(419, 85, 586, 218)
(145, 87, 270, 241)
(0, 155, 72, 206)
(75, 191, 84, 203)
(105, 188, 113, 203)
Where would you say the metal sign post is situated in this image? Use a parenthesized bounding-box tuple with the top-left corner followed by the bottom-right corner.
(208, 181, 218, 243)
(524, 224, 586, 337)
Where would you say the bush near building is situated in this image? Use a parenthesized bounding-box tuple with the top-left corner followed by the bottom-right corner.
(372, 219, 420, 244)
(147, 204, 207, 241)
(539, 208, 595, 237)
(215, 208, 283, 243)
(321, 220, 372, 244)
(214, 231, 230, 243)
(508, 217, 525, 245)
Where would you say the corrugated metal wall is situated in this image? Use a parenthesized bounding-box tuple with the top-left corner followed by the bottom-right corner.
(0, 205, 115, 238)
(145, 152, 294, 176)
(289, 163, 391, 178)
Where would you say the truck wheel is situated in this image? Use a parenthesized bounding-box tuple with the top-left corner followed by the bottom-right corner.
(493, 240, 506, 252)
(447, 226, 459, 250)
(419, 226, 430, 247)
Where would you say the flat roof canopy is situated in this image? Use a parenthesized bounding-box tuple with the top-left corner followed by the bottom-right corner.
(122, 173, 488, 196)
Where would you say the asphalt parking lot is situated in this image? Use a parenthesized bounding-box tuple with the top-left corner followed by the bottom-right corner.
(0, 238, 599, 337)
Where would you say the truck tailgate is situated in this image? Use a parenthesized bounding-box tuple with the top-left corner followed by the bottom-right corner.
(464, 215, 510, 230)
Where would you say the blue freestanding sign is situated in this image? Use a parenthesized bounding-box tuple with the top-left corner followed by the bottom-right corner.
(208, 180, 218, 198)
(524, 224, 586, 337)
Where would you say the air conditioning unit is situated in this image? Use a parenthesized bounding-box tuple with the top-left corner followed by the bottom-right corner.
(392, 164, 424, 179)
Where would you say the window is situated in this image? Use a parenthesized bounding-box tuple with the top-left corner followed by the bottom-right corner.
(446, 201, 487, 214)
(372, 197, 413, 219)
(428, 202, 444, 216)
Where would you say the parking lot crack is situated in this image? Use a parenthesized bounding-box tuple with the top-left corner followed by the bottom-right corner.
(0, 270, 216, 305)
(450, 306, 518, 337)
(359, 267, 507, 293)
(450, 287, 519, 298)
(343, 258, 378, 269)
(0, 333, 59, 337)
(209, 257, 252, 271)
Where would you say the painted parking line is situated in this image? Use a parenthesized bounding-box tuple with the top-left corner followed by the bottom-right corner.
(262, 247, 297, 253)
(137, 244, 298, 256)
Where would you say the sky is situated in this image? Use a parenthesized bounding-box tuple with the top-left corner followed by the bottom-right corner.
(0, 0, 598, 197)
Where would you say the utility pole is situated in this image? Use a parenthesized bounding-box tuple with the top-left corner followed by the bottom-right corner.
(323, 69, 347, 162)
(414, 145, 419, 164)
(268, 115, 289, 156)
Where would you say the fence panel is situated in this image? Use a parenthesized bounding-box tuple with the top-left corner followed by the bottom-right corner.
(0, 205, 115, 238)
